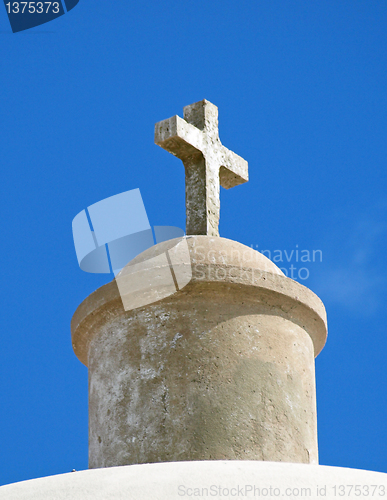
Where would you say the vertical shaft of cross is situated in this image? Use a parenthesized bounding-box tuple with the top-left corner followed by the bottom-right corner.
(184, 159, 221, 236)
(183, 102, 220, 236)
(185, 158, 207, 235)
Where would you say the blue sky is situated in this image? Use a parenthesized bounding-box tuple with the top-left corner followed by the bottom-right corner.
(0, 0, 386, 486)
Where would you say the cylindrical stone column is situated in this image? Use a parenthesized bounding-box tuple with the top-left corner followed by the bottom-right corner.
(71, 236, 327, 468)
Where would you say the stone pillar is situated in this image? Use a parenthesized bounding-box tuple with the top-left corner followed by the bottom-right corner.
(71, 236, 327, 468)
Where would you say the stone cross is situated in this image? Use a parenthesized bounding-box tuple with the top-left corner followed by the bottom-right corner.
(155, 100, 248, 236)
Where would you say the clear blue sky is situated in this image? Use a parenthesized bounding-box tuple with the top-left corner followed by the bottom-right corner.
(0, 0, 386, 487)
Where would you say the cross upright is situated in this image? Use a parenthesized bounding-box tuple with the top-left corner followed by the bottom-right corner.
(155, 100, 249, 236)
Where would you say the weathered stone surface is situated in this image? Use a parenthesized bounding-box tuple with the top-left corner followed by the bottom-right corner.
(71, 236, 327, 468)
(155, 100, 248, 236)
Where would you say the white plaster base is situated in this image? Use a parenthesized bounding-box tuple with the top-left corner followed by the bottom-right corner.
(1, 461, 386, 499)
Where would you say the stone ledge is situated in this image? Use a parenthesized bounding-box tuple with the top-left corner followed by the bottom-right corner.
(71, 236, 327, 366)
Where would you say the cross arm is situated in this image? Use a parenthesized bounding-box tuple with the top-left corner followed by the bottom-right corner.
(219, 147, 249, 189)
(155, 115, 204, 165)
